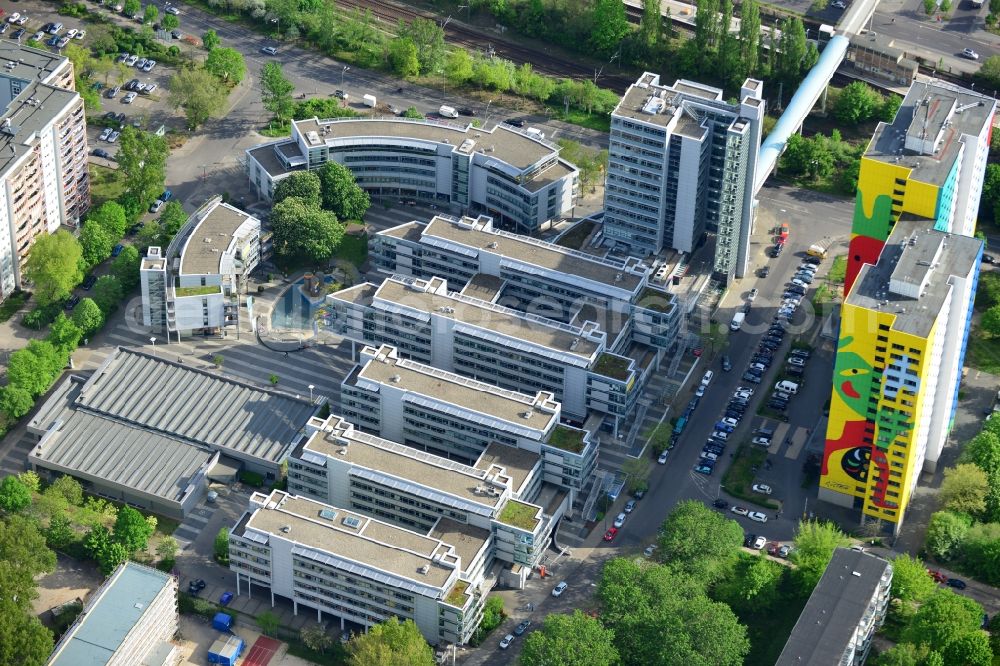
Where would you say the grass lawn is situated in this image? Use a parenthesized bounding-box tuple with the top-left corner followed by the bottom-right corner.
(555, 219, 595, 249)
(0, 290, 29, 322)
(334, 232, 368, 268)
(827, 254, 847, 284)
(498, 500, 540, 530)
(90, 164, 124, 206)
(722, 444, 780, 510)
(811, 283, 833, 317)
(966, 330, 1000, 375)
(546, 106, 612, 132)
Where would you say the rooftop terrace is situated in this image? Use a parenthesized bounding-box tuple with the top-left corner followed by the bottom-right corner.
(179, 200, 258, 276)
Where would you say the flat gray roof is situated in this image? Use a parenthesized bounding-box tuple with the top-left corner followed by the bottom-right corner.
(243, 491, 457, 590)
(301, 420, 506, 510)
(179, 201, 257, 275)
(0, 43, 69, 84)
(248, 141, 299, 178)
(776, 549, 891, 665)
(353, 347, 558, 429)
(0, 80, 78, 177)
(374, 277, 602, 360)
(461, 274, 505, 302)
(330, 281, 377, 306)
(430, 518, 490, 575)
(867, 80, 994, 185)
(475, 442, 540, 495)
(74, 348, 315, 465)
(613, 73, 729, 129)
(849, 217, 981, 337)
(422, 215, 643, 292)
(293, 117, 558, 172)
(49, 562, 174, 666)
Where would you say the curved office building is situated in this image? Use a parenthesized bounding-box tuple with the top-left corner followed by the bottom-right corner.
(245, 117, 579, 234)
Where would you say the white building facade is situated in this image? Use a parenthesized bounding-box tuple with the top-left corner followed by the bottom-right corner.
(245, 118, 579, 234)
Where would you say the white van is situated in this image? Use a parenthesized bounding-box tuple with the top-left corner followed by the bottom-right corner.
(730, 311, 746, 331)
(525, 127, 545, 140)
(362, 93, 377, 107)
(776, 380, 799, 395)
(700, 370, 714, 387)
(438, 105, 459, 118)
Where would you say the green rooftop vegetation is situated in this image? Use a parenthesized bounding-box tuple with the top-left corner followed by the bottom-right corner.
(445, 580, 469, 607)
(594, 353, 632, 381)
(547, 425, 586, 454)
(637, 287, 673, 313)
(498, 500, 539, 531)
(174, 285, 222, 297)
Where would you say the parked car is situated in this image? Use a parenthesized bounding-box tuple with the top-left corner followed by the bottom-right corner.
(778, 545, 791, 558)
(962, 48, 980, 60)
(603, 527, 618, 541)
(122, 92, 137, 104)
(142, 59, 156, 72)
(693, 464, 713, 475)
(751, 436, 771, 447)
(721, 355, 732, 371)
(731, 506, 750, 517)
(552, 581, 568, 597)
(752, 536, 766, 549)
(927, 569, 948, 583)
(983, 254, 996, 264)
(713, 499, 729, 509)
(947, 578, 967, 589)
(458, 107, 476, 116)
(748, 511, 768, 523)
(613, 512, 626, 528)
(788, 357, 806, 367)
(643, 544, 657, 557)
(504, 118, 526, 127)
(99, 127, 112, 141)
(261, 46, 278, 55)
(64, 294, 80, 311)
(752, 484, 773, 495)
(791, 349, 811, 358)
(624, 500, 636, 513)
(126, 54, 138, 66)
(514, 620, 531, 636)
(499, 634, 514, 649)
(111, 244, 124, 257)
(657, 450, 669, 464)
(758, 265, 770, 278)
(187, 579, 206, 594)
(92, 148, 111, 159)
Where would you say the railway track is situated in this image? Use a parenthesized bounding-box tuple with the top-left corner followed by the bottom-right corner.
(336, 0, 635, 92)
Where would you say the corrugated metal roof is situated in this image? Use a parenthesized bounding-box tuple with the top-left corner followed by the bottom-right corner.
(77, 348, 315, 464)
(48, 562, 174, 666)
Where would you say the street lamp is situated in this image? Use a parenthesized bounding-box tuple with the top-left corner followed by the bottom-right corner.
(484, 98, 493, 125)
(308, 384, 315, 402)
(150, 336, 157, 356)
(341, 65, 350, 86)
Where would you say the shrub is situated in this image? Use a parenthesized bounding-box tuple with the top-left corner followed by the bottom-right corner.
(239, 471, 264, 487)
(22, 303, 62, 330)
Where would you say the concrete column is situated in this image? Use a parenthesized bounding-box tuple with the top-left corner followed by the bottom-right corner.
(293, 600, 298, 616)
(270, 590, 275, 607)
(317, 607, 321, 622)
(236, 573, 241, 595)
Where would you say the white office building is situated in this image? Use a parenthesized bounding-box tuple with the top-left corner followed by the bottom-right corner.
(245, 117, 579, 233)
(0, 45, 89, 302)
(371, 213, 678, 352)
(603, 73, 764, 283)
(229, 489, 491, 645)
(325, 275, 653, 436)
(342, 344, 597, 494)
(141, 196, 267, 336)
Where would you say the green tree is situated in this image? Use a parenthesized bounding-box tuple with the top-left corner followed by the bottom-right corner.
(134, 221, 164, 252)
(143, 4, 158, 23)
(904, 588, 987, 653)
(202, 29, 221, 51)
(155, 535, 178, 562)
(270, 197, 344, 266)
(0, 386, 34, 420)
(48, 314, 82, 354)
(777, 17, 808, 86)
(273, 171, 322, 207)
(7, 340, 65, 397)
(117, 128, 169, 209)
(79, 221, 115, 267)
(161, 13, 179, 30)
(939, 463, 989, 516)
(159, 201, 188, 241)
(204, 47, 246, 84)
(622, 457, 650, 494)
(960, 522, 1000, 585)
(738, 0, 761, 80)
(214, 527, 230, 563)
(401, 106, 423, 119)
(982, 304, 1000, 337)
(72, 298, 104, 336)
(168, 68, 227, 129)
(45, 512, 75, 551)
(317, 161, 370, 220)
(639, 0, 662, 50)
(110, 245, 141, 292)
(0, 514, 57, 585)
(346, 617, 434, 666)
(301, 623, 335, 653)
(657, 500, 743, 579)
(834, 81, 882, 125)
(445, 48, 474, 83)
(0, 590, 54, 665)
(97, 540, 129, 575)
(0, 476, 32, 512)
(24, 230, 83, 307)
(790, 520, 851, 594)
(941, 631, 993, 666)
(261, 62, 294, 121)
(589, 0, 629, 55)
(399, 18, 446, 75)
(91, 275, 124, 314)
(89, 201, 128, 238)
(693, 0, 721, 65)
(113, 505, 154, 553)
(17, 471, 40, 494)
(49, 476, 84, 506)
(977, 55, 1000, 90)
(889, 554, 937, 603)
(925, 510, 971, 560)
(123, 0, 141, 17)
(386, 37, 420, 77)
(871, 643, 937, 666)
(880, 93, 903, 122)
(520, 610, 619, 666)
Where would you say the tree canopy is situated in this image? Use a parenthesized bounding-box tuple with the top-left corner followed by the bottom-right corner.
(902, 589, 988, 656)
(317, 161, 370, 221)
(270, 197, 344, 266)
(117, 128, 169, 209)
(168, 68, 228, 129)
(261, 62, 295, 121)
(939, 463, 989, 516)
(0, 475, 32, 513)
(24, 231, 83, 307)
(790, 520, 851, 594)
(72, 298, 104, 336)
(519, 610, 620, 666)
(113, 505, 155, 553)
(346, 617, 434, 666)
(925, 510, 972, 560)
(273, 171, 322, 207)
(656, 500, 743, 579)
(889, 554, 937, 603)
(204, 47, 247, 84)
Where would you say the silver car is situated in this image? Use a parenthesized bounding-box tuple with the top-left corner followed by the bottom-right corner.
(122, 92, 137, 104)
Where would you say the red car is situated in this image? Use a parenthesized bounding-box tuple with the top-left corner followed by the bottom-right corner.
(603, 527, 618, 542)
(927, 569, 948, 583)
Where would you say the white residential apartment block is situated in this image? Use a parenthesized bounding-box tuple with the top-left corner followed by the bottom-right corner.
(141, 196, 267, 336)
(371, 213, 678, 353)
(325, 275, 652, 436)
(341, 344, 597, 495)
(603, 73, 764, 284)
(286, 412, 566, 577)
(245, 117, 579, 233)
(0, 45, 89, 302)
(230, 489, 492, 645)
(48, 562, 179, 666)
